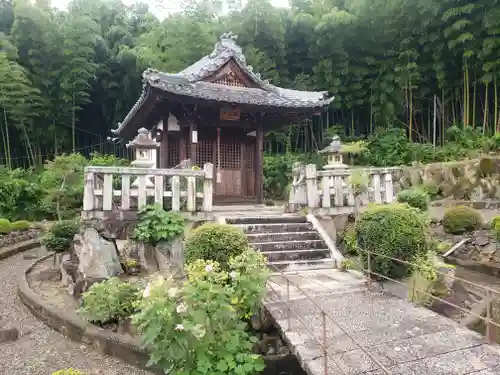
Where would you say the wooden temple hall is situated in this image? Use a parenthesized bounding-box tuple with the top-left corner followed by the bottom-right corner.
(111, 32, 334, 204)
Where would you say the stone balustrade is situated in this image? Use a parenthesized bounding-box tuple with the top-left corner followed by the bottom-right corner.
(82, 164, 213, 219)
(303, 165, 401, 215)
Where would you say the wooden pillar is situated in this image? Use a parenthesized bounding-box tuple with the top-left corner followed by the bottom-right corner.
(159, 115, 168, 168)
(255, 123, 264, 204)
(189, 121, 197, 166)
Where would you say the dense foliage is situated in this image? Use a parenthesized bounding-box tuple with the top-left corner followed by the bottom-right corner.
(3, 0, 500, 170)
(184, 223, 250, 269)
(0, 153, 128, 221)
(132, 204, 185, 246)
(80, 278, 141, 324)
(355, 203, 428, 279)
(132, 249, 268, 375)
(397, 188, 430, 211)
(442, 206, 483, 234)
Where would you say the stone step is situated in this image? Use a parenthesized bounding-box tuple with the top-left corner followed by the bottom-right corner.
(268, 258, 336, 272)
(236, 222, 314, 234)
(252, 239, 326, 252)
(247, 231, 321, 243)
(226, 215, 307, 225)
(263, 249, 331, 262)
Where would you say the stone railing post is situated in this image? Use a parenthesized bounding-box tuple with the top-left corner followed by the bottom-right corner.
(305, 164, 318, 208)
(203, 163, 213, 212)
(384, 172, 394, 202)
(83, 172, 95, 212)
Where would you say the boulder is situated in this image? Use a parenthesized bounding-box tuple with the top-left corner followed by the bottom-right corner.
(74, 228, 123, 279)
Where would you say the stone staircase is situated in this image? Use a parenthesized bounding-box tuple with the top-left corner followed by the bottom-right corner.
(225, 215, 336, 272)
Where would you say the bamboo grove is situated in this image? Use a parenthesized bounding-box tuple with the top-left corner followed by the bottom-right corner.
(1, 0, 500, 168)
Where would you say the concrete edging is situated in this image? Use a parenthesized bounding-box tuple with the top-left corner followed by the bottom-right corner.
(18, 255, 154, 371)
(0, 238, 41, 261)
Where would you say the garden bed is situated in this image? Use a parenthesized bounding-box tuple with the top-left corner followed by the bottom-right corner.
(21, 256, 304, 375)
(0, 228, 41, 248)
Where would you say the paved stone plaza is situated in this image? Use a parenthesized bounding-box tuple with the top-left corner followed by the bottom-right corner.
(265, 269, 500, 375)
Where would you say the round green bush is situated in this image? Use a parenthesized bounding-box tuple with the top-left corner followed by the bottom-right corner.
(356, 203, 428, 279)
(50, 220, 79, 239)
(442, 206, 482, 234)
(0, 218, 12, 234)
(184, 223, 250, 269)
(396, 188, 429, 211)
(490, 216, 500, 230)
(41, 233, 72, 253)
(11, 220, 31, 231)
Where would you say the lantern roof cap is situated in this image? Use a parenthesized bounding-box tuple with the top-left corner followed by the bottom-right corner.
(126, 127, 160, 149)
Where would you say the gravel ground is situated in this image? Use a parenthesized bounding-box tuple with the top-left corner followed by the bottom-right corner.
(0, 248, 154, 375)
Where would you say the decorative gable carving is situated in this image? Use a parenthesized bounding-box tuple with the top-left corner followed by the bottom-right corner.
(213, 69, 247, 87)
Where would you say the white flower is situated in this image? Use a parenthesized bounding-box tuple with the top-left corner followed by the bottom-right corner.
(168, 287, 179, 298)
(176, 303, 187, 313)
(192, 324, 206, 339)
(175, 324, 185, 331)
(229, 271, 238, 279)
(205, 264, 213, 273)
(142, 284, 151, 298)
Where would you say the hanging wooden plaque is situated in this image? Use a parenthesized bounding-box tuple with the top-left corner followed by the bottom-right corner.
(220, 107, 240, 121)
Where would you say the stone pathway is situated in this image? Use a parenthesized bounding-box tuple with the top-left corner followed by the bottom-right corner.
(265, 269, 500, 375)
(0, 248, 153, 375)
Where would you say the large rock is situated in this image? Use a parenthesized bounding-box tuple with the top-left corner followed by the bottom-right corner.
(74, 228, 123, 279)
(155, 238, 185, 279)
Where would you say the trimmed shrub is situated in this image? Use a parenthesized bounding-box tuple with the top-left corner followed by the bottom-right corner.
(356, 203, 428, 279)
(42, 220, 79, 253)
(50, 220, 79, 239)
(184, 223, 249, 269)
(0, 218, 11, 234)
(421, 182, 440, 199)
(11, 220, 31, 231)
(397, 188, 429, 211)
(490, 216, 500, 230)
(442, 206, 482, 234)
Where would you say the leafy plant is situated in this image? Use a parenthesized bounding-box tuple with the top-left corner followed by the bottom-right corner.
(11, 220, 31, 231)
(131, 204, 185, 246)
(0, 218, 12, 234)
(51, 369, 86, 375)
(442, 206, 482, 234)
(397, 188, 429, 211)
(132, 249, 268, 375)
(420, 182, 440, 199)
(408, 251, 438, 306)
(184, 223, 250, 269)
(80, 278, 141, 324)
(340, 258, 355, 272)
(340, 222, 358, 255)
(494, 221, 500, 243)
(356, 203, 428, 279)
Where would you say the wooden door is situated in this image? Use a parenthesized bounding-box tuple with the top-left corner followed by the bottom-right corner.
(213, 131, 256, 202)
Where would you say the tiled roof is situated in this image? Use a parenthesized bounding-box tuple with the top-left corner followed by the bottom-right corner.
(112, 32, 334, 136)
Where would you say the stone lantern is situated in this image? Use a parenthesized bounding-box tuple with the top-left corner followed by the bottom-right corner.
(127, 127, 160, 187)
(319, 135, 347, 169)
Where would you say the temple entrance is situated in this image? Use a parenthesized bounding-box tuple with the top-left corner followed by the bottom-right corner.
(165, 127, 256, 203)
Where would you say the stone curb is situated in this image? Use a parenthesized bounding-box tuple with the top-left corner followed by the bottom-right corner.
(18, 255, 156, 373)
(0, 238, 41, 261)
(445, 255, 500, 278)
